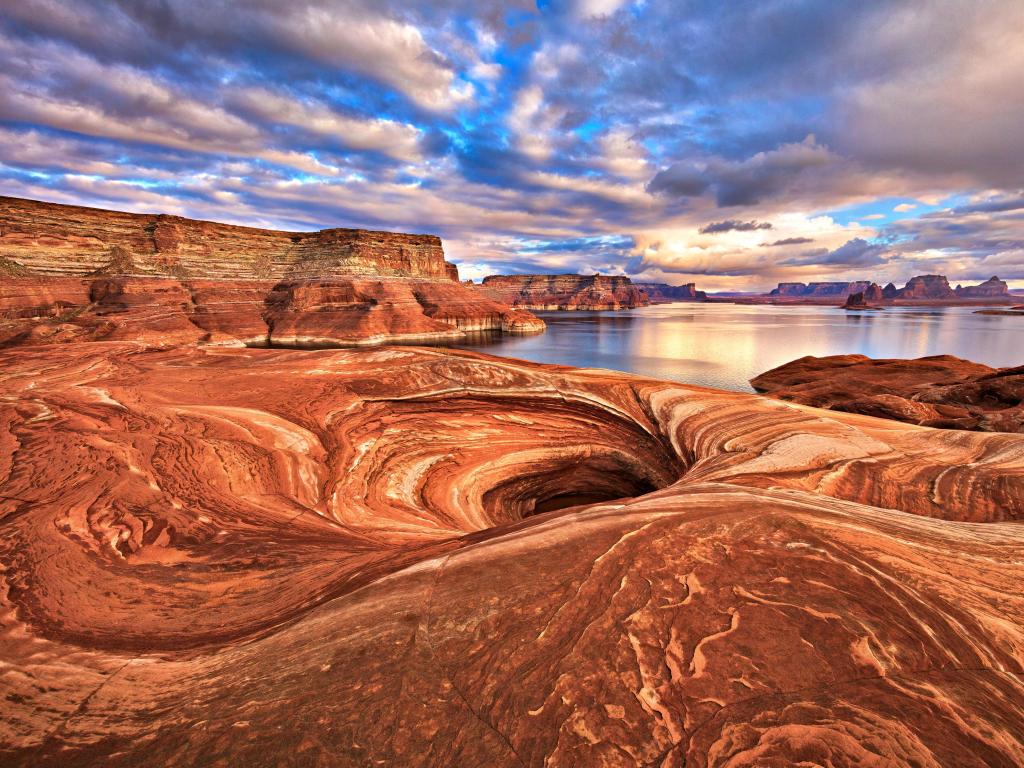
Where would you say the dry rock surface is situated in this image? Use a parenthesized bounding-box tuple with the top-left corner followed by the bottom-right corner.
(476, 273, 650, 310)
(0, 196, 457, 280)
(0, 197, 544, 347)
(2, 344, 1023, 767)
(753, 354, 1024, 432)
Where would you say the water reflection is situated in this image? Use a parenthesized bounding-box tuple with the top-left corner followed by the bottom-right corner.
(446, 304, 1022, 392)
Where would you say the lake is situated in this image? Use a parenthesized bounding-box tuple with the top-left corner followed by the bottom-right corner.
(445, 303, 1023, 392)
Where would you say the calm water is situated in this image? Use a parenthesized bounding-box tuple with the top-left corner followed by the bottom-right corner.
(445, 303, 1023, 393)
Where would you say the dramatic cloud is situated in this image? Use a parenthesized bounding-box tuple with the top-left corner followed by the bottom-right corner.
(1, 0, 1022, 291)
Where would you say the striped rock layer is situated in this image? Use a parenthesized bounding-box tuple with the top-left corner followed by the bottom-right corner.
(0, 275, 545, 348)
(0, 196, 458, 281)
(1, 345, 1023, 766)
(477, 273, 651, 310)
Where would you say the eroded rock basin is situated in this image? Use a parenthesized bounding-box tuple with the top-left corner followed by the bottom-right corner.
(1, 344, 1023, 766)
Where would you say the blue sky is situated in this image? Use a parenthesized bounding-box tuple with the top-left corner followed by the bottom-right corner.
(1, 0, 1022, 290)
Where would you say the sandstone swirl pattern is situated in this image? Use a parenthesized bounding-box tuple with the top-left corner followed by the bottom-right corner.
(1, 345, 1023, 767)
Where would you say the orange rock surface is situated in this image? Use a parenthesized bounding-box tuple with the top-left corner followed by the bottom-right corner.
(476, 273, 650, 310)
(2, 344, 1023, 766)
(0, 275, 544, 348)
(753, 354, 1024, 432)
(0, 196, 457, 280)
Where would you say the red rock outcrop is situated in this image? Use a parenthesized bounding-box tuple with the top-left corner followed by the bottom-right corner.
(0, 196, 459, 280)
(956, 275, 1010, 298)
(2, 344, 1023, 766)
(0, 275, 544, 348)
(897, 274, 956, 300)
(477, 274, 650, 310)
(636, 282, 708, 303)
(752, 354, 1024, 432)
(769, 280, 872, 297)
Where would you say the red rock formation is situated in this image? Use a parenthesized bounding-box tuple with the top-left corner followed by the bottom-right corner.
(896, 274, 956, 300)
(843, 284, 886, 309)
(769, 281, 872, 297)
(1, 344, 1023, 766)
(635, 282, 708, 303)
(955, 276, 1010, 298)
(752, 354, 1024, 432)
(0, 195, 459, 280)
(477, 274, 650, 310)
(0, 276, 544, 348)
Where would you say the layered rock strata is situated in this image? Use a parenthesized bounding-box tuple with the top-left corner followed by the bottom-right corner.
(769, 275, 1010, 305)
(0, 276, 544, 348)
(477, 274, 650, 310)
(2, 344, 1023, 766)
(753, 354, 1024, 432)
(769, 280, 871, 298)
(636, 282, 708, 303)
(0, 196, 458, 280)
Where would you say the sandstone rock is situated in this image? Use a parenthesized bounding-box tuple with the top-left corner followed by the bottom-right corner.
(0, 196, 459, 281)
(0, 276, 544, 349)
(635, 282, 708, 303)
(896, 274, 956, 300)
(769, 281, 872, 297)
(955, 275, 1010, 298)
(752, 354, 1024, 432)
(476, 274, 650, 310)
(1, 344, 1023, 766)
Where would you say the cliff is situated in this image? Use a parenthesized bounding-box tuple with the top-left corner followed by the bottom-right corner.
(956, 276, 1009, 298)
(476, 273, 650, 310)
(3, 343, 1024, 766)
(767, 275, 1011, 305)
(635, 282, 707, 303)
(897, 274, 956, 300)
(0, 275, 544, 348)
(769, 280, 871, 297)
(752, 354, 1024, 432)
(0, 196, 459, 281)
(0, 197, 546, 346)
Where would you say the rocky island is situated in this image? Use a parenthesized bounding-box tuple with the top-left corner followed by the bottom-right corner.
(0, 197, 544, 347)
(475, 273, 650, 310)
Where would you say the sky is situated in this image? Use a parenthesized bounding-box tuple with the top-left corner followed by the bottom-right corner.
(1, 0, 1023, 291)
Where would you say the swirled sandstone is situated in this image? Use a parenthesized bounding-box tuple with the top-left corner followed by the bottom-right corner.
(1, 345, 1023, 766)
(753, 354, 1024, 432)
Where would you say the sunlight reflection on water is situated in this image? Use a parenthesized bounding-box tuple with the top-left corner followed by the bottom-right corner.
(443, 303, 1023, 392)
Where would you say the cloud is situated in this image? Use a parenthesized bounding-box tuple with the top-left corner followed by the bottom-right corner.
(893, 203, 916, 212)
(782, 238, 889, 268)
(1, 0, 1023, 289)
(762, 237, 814, 247)
(699, 219, 772, 234)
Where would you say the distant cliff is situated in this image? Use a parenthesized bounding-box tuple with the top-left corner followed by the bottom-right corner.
(769, 281, 872, 298)
(635, 282, 707, 303)
(0, 196, 459, 281)
(476, 274, 650, 310)
(769, 274, 1010, 304)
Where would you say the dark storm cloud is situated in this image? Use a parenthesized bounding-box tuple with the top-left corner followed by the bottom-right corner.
(699, 220, 772, 234)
